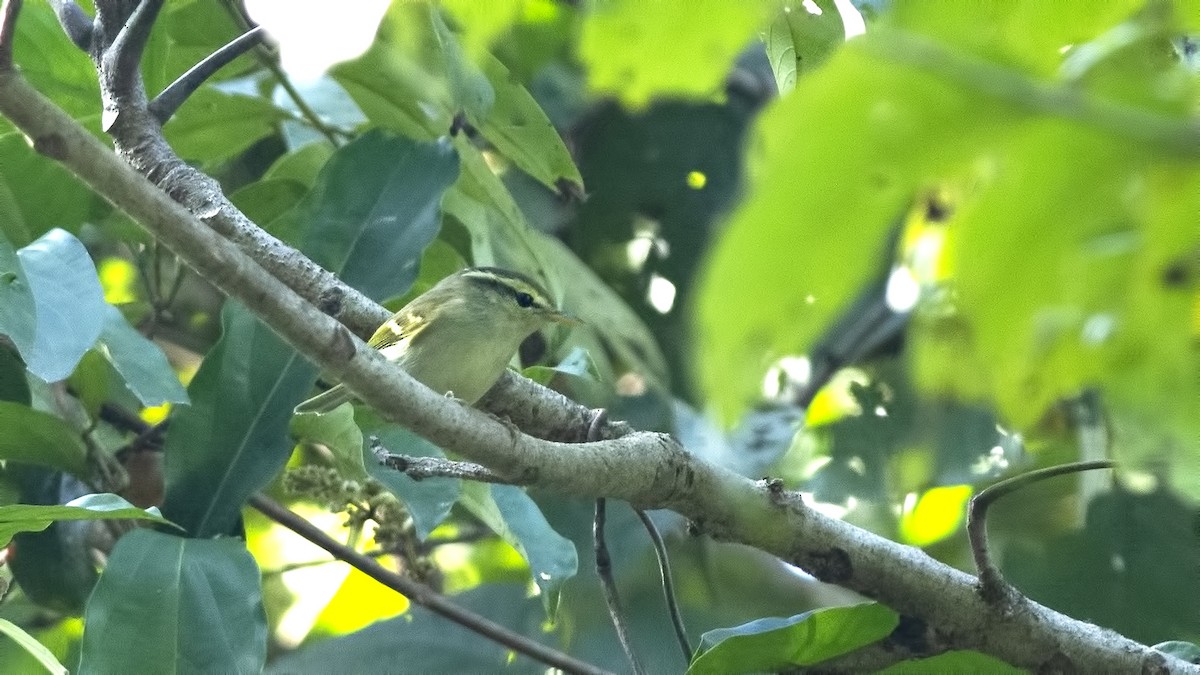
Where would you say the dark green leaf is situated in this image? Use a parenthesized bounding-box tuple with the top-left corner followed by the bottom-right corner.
(689, 603, 898, 674)
(15, 229, 106, 382)
(0, 344, 29, 404)
(160, 302, 317, 537)
(1003, 487, 1200, 645)
(0, 493, 176, 547)
(79, 530, 266, 674)
(291, 130, 460, 302)
(97, 304, 189, 407)
(0, 402, 87, 475)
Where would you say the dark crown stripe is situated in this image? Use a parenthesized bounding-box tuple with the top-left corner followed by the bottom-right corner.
(462, 267, 552, 307)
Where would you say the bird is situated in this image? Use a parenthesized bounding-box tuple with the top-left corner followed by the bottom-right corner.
(294, 267, 577, 415)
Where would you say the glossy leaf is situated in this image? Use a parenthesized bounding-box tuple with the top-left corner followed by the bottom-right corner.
(0, 493, 176, 547)
(763, 0, 845, 94)
(689, 603, 898, 673)
(164, 88, 289, 165)
(459, 482, 578, 616)
(79, 530, 267, 674)
(15, 229, 106, 382)
(0, 402, 87, 476)
(0, 345, 29, 404)
(96, 304, 189, 407)
(160, 302, 317, 537)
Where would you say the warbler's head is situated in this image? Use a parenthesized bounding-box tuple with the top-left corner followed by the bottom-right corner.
(437, 267, 577, 332)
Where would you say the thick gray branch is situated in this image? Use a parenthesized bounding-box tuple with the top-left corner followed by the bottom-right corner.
(0, 69, 1188, 674)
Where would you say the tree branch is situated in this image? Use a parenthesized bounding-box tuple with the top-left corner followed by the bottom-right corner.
(249, 494, 609, 675)
(0, 38, 1191, 675)
(148, 26, 266, 123)
(48, 0, 92, 51)
(0, 0, 19, 70)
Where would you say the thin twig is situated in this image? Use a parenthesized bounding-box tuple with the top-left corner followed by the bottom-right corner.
(634, 508, 692, 663)
(372, 438, 527, 485)
(590, 409, 644, 675)
(149, 26, 265, 123)
(217, 3, 346, 147)
(967, 460, 1116, 604)
(48, 0, 92, 51)
(594, 498, 643, 675)
(105, 0, 165, 97)
(0, 0, 21, 71)
(249, 494, 610, 675)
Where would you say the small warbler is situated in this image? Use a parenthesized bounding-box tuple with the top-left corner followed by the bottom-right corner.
(294, 267, 576, 414)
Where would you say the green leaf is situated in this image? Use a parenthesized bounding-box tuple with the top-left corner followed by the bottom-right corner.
(0, 223, 36, 375)
(263, 142, 336, 188)
(689, 603, 898, 674)
(160, 302, 317, 537)
(763, 0, 845, 95)
(358, 409, 460, 540)
(292, 404, 368, 482)
(163, 88, 289, 165)
(459, 482, 578, 617)
(880, 650, 1022, 674)
(291, 130, 460, 302)
(13, 229, 106, 382)
(476, 51, 583, 193)
(96, 304, 189, 407)
(0, 344, 29, 404)
(0, 402, 87, 475)
(430, 8, 495, 123)
(0, 493, 176, 547)
(79, 529, 267, 674)
(695, 41, 1010, 422)
(579, 0, 773, 106)
(0, 618, 67, 675)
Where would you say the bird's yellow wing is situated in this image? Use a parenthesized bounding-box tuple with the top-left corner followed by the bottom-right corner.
(367, 310, 428, 352)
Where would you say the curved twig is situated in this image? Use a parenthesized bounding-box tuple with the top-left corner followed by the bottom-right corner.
(968, 460, 1116, 604)
(149, 26, 266, 123)
(634, 508, 692, 663)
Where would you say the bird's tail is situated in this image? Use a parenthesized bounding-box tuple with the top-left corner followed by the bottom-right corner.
(294, 384, 353, 415)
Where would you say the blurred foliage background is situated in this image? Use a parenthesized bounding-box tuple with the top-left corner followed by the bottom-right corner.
(0, 0, 1197, 672)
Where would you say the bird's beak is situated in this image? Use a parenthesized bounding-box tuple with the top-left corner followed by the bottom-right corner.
(550, 309, 582, 326)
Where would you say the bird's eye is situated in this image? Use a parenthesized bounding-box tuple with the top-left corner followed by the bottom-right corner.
(515, 292, 534, 308)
